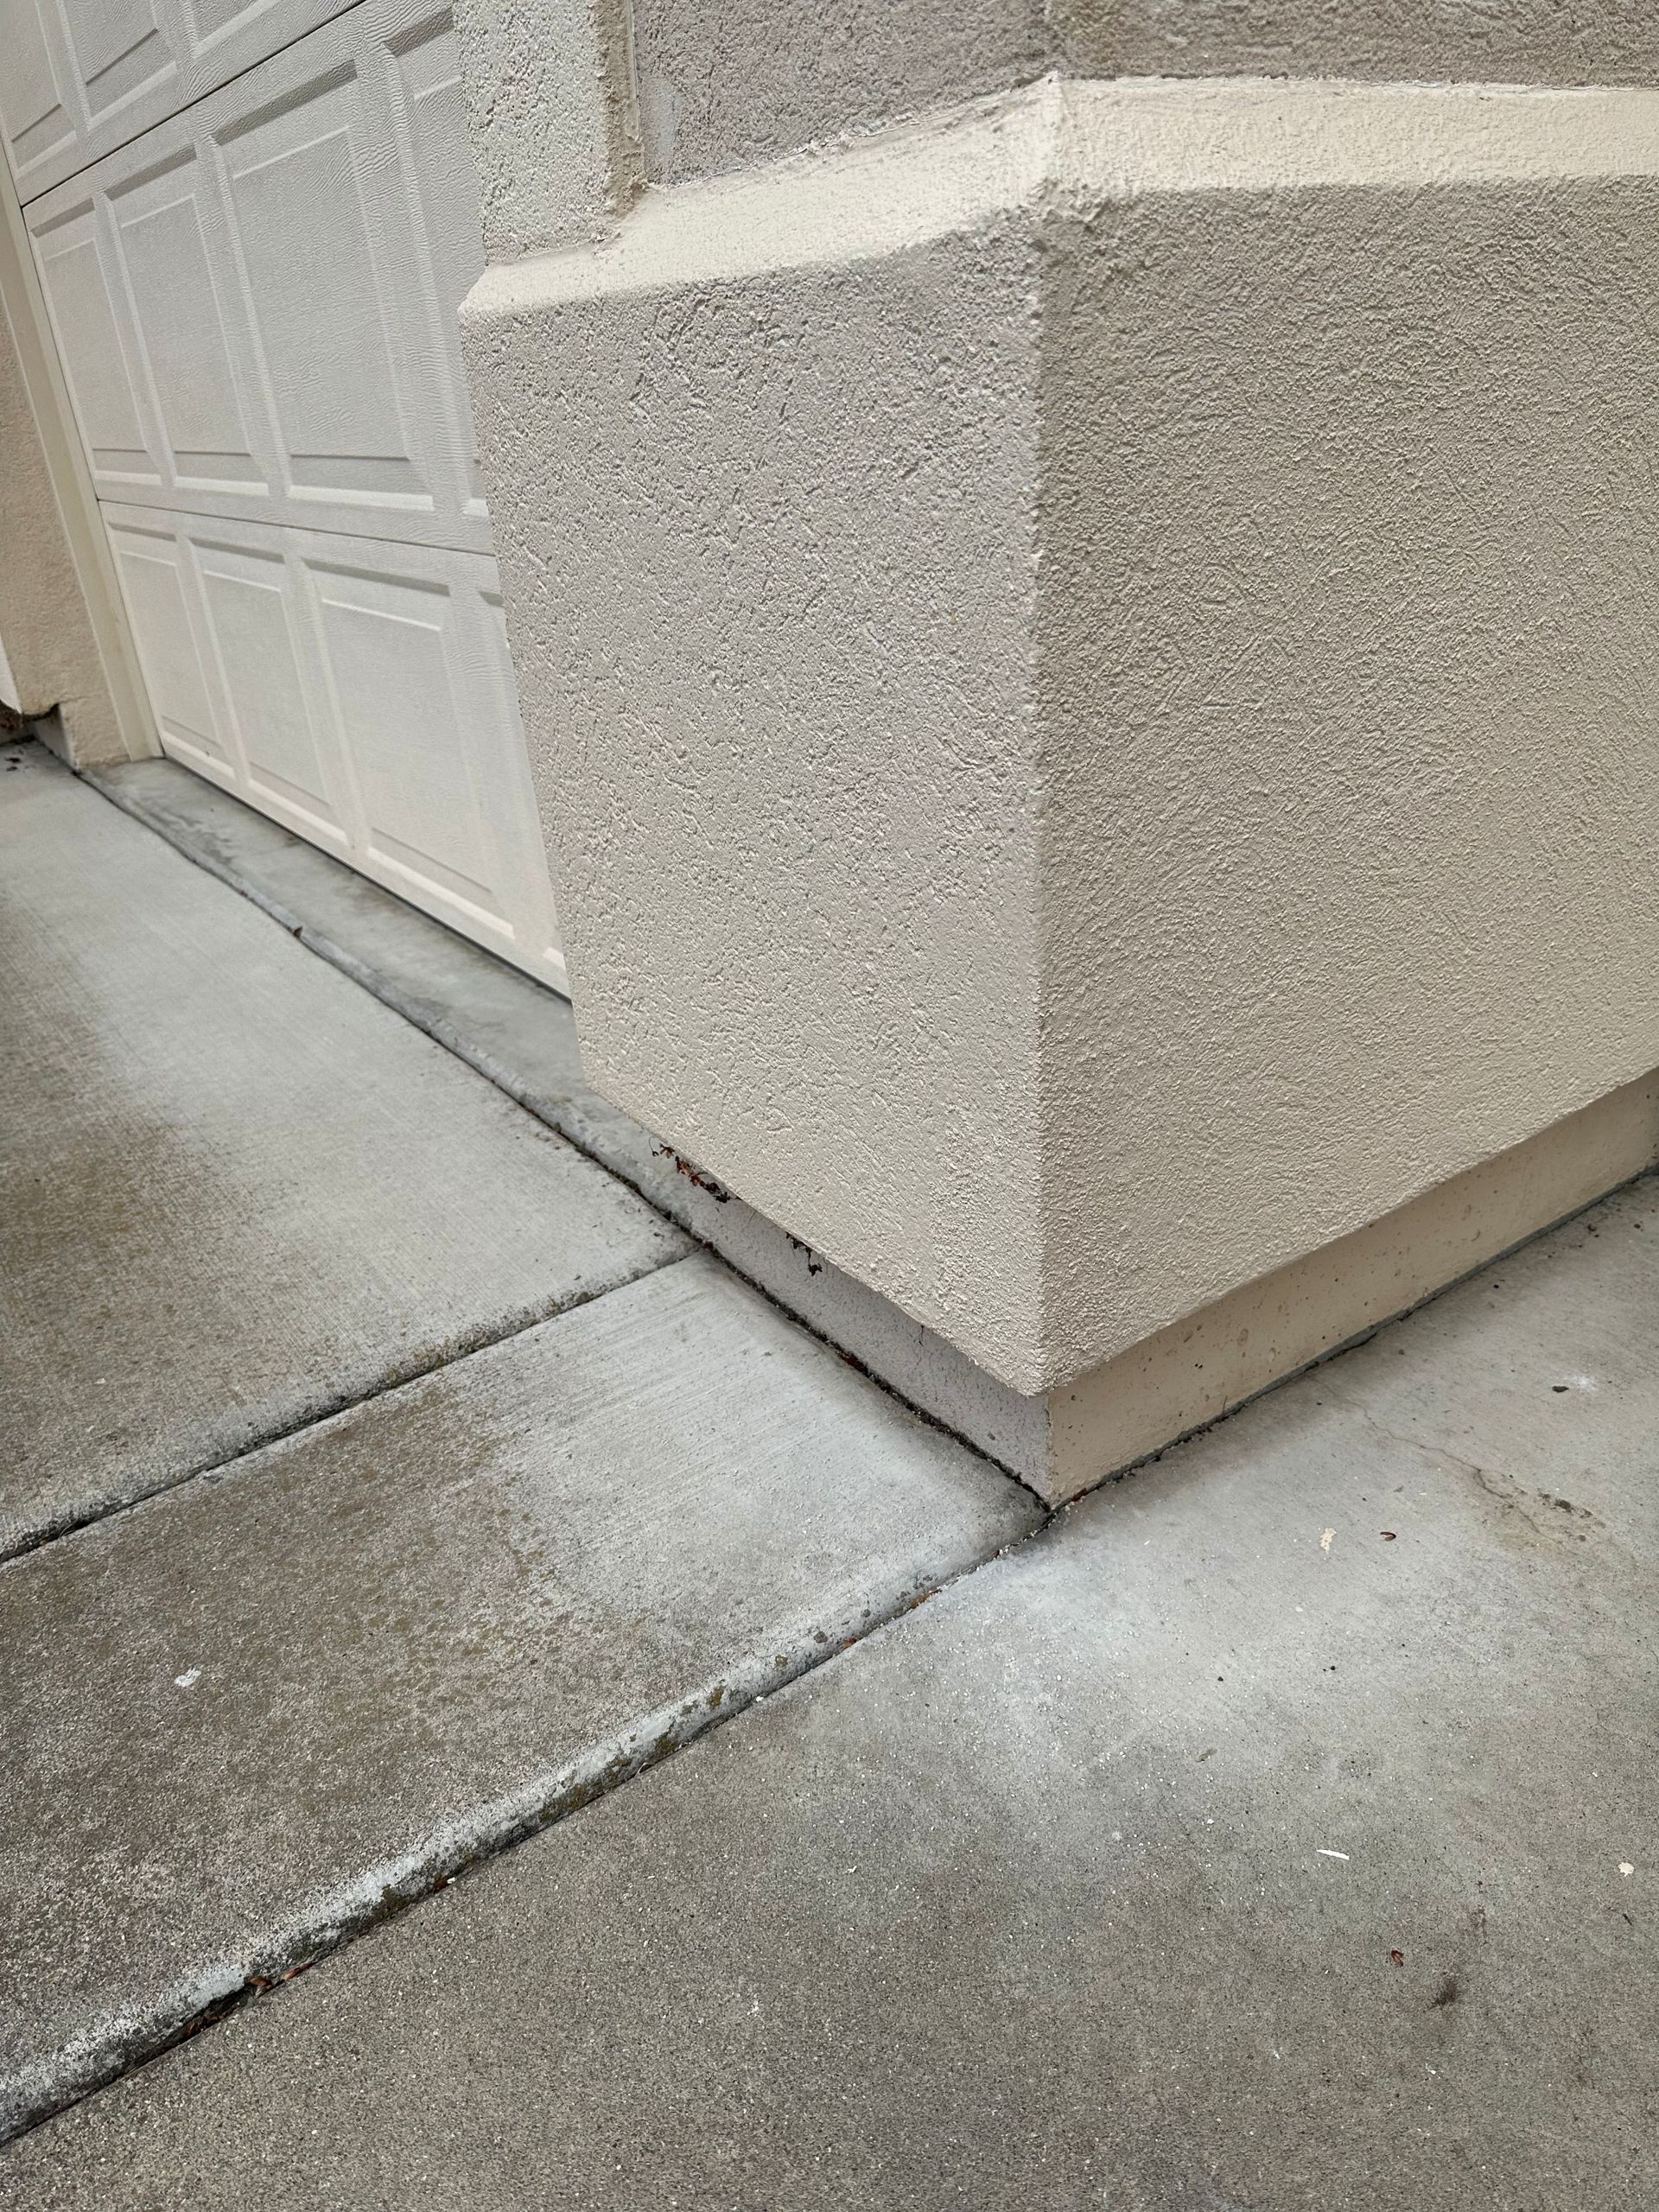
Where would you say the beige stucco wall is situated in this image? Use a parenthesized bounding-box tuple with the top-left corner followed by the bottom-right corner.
(0, 278, 120, 756)
(454, 0, 642, 257)
(0, 173, 152, 767)
(631, 1, 1659, 185)
(467, 188, 1052, 1371)
(1036, 151, 1659, 1383)
(464, 74, 1659, 1395)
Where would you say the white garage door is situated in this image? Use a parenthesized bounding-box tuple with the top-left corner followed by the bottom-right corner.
(3, 0, 565, 988)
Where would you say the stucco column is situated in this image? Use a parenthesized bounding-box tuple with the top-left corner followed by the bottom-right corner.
(457, 13, 1659, 1499)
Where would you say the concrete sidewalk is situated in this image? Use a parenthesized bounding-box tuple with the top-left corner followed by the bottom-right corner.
(0, 741, 683, 1555)
(0, 739, 1037, 2139)
(4, 737, 1655, 2207)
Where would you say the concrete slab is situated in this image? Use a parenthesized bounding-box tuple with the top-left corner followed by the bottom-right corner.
(88, 754, 1055, 1481)
(85, 753, 611, 1142)
(0, 1253, 1037, 2140)
(10, 1177, 1654, 2206)
(0, 741, 685, 1555)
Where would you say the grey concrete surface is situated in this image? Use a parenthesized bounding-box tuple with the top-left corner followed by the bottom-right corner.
(0, 1253, 1037, 2140)
(0, 741, 684, 1555)
(10, 1176, 1654, 2207)
(88, 753, 1054, 1482)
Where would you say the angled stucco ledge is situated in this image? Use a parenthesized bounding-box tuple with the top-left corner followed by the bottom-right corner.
(463, 72, 1659, 1411)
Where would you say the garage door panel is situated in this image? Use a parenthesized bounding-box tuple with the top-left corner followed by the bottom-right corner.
(67, 0, 177, 121)
(293, 539, 561, 976)
(101, 506, 565, 985)
(106, 518, 227, 768)
(0, 0, 360, 201)
(26, 0, 563, 989)
(109, 151, 266, 493)
(308, 561, 512, 926)
(194, 538, 346, 838)
(219, 67, 432, 514)
(1, 2, 76, 175)
(22, 0, 486, 552)
(391, 13, 487, 512)
(30, 201, 162, 482)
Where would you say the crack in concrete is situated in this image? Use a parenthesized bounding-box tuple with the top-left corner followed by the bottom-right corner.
(1325, 1398, 1603, 1543)
(0, 1531, 1030, 2146)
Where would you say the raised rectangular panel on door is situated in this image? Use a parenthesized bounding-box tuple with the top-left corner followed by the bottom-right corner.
(65, 0, 176, 125)
(104, 517, 226, 768)
(0, 1, 75, 181)
(219, 73, 423, 515)
(107, 149, 266, 494)
(0, 0, 359, 201)
(191, 535, 346, 840)
(305, 554, 518, 943)
(29, 199, 159, 485)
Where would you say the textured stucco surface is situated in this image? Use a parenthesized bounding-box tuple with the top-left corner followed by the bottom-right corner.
(467, 214, 1049, 1378)
(466, 79, 1659, 1395)
(629, 0, 1659, 186)
(454, 0, 642, 257)
(632, 0, 1046, 182)
(1034, 171, 1659, 1379)
(1084, 0, 1659, 89)
(0, 286, 118, 755)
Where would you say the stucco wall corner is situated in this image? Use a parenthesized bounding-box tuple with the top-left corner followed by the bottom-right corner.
(459, 103, 1058, 1383)
(453, 0, 645, 260)
(460, 73, 1659, 1404)
(1031, 142, 1659, 1390)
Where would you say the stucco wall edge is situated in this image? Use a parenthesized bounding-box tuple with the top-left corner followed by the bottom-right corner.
(463, 71, 1659, 324)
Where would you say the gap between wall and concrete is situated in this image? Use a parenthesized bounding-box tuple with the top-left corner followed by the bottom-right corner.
(83, 750, 1659, 1508)
(14, 739, 1653, 2149)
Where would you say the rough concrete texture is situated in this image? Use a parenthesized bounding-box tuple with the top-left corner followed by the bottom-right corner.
(0, 743, 683, 1556)
(0, 1252, 1037, 2139)
(467, 77, 1659, 1396)
(454, 0, 642, 257)
(0, 281, 118, 758)
(10, 1176, 1654, 2206)
(630, 1, 1659, 186)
